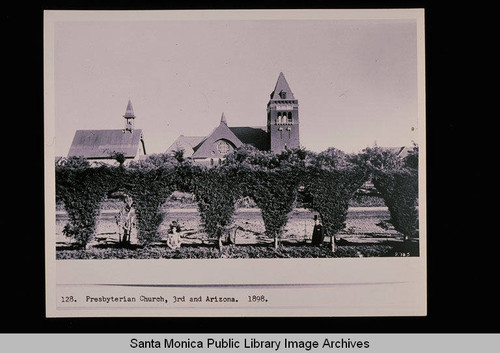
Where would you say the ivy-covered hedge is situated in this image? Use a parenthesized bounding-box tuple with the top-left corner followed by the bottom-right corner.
(56, 161, 182, 248)
(304, 166, 368, 249)
(372, 169, 419, 239)
(56, 165, 115, 248)
(190, 166, 242, 248)
(55, 145, 418, 250)
(122, 167, 177, 245)
(244, 168, 303, 248)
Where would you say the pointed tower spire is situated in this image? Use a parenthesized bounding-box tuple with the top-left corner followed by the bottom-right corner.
(123, 99, 136, 119)
(267, 72, 300, 153)
(270, 72, 295, 100)
(220, 112, 227, 125)
(123, 99, 136, 132)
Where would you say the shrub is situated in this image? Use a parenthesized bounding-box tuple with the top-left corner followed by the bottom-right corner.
(55, 144, 414, 252)
(128, 153, 178, 169)
(56, 164, 114, 248)
(122, 167, 177, 245)
(244, 168, 302, 248)
(403, 143, 419, 170)
(225, 147, 306, 248)
(304, 166, 368, 248)
(352, 145, 404, 171)
(372, 169, 419, 239)
(191, 166, 241, 248)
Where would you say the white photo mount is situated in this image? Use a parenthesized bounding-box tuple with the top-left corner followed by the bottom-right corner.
(44, 9, 426, 317)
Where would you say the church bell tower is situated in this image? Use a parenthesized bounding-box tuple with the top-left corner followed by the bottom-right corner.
(267, 72, 300, 153)
(123, 99, 136, 132)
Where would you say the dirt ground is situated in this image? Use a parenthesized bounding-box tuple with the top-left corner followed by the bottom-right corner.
(55, 205, 403, 248)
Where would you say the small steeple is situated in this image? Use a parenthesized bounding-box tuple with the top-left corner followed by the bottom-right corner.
(220, 112, 227, 125)
(123, 99, 136, 132)
(123, 99, 136, 119)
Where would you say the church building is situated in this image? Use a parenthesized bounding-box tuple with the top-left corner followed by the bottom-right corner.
(166, 72, 300, 164)
(67, 100, 147, 165)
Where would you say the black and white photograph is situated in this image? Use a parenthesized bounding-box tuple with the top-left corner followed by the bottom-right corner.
(44, 9, 426, 317)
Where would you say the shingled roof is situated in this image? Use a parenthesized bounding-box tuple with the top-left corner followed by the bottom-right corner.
(165, 135, 206, 157)
(68, 129, 145, 159)
(229, 126, 269, 151)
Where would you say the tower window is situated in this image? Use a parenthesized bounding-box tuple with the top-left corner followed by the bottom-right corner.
(279, 91, 287, 99)
(287, 112, 293, 124)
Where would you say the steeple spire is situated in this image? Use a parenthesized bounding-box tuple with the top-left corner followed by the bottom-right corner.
(220, 112, 227, 125)
(123, 99, 136, 119)
(270, 72, 295, 100)
(123, 99, 136, 132)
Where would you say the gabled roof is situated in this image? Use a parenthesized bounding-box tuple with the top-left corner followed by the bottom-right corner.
(68, 129, 144, 159)
(270, 72, 295, 100)
(191, 118, 243, 159)
(165, 135, 205, 157)
(229, 126, 269, 151)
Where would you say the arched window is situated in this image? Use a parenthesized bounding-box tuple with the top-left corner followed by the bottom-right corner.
(287, 112, 293, 124)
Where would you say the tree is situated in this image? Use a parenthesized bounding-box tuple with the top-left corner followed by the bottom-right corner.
(110, 151, 126, 167)
(403, 142, 419, 170)
(191, 166, 241, 250)
(123, 167, 177, 245)
(372, 169, 419, 241)
(305, 167, 367, 250)
(172, 149, 185, 163)
(245, 169, 301, 249)
(128, 153, 179, 169)
(56, 165, 113, 249)
(310, 147, 354, 170)
(224, 146, 306, 249)
(353, 145, 403, 171)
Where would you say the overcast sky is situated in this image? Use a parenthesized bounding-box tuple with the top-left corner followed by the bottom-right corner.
(51, 12, 422, 156)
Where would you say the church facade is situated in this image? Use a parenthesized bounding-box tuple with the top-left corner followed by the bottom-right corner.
(166, 72, 300, 164)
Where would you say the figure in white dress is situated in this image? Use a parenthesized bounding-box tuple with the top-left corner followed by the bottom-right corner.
(166, 220, 181, 249)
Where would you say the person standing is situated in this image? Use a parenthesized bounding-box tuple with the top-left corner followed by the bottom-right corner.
(311, 215, 325, 246)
